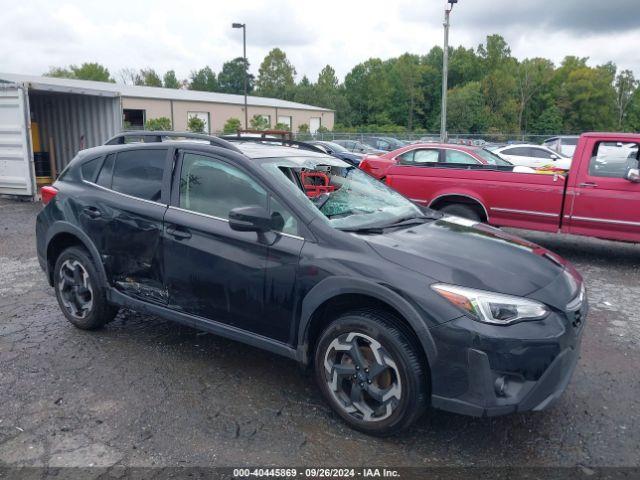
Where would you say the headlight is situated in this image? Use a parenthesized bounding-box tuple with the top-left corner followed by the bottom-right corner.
(432, 284, 549, 325)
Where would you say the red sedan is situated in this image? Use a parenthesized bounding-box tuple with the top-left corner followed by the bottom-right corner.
(359, 143, 512, 180)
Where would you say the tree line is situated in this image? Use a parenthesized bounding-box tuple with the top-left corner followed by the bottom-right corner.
(46, 34, 640, 134)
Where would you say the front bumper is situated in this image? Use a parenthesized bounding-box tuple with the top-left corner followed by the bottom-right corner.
(428, 302, 587, 417)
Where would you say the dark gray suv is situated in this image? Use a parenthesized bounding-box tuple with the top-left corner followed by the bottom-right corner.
(36, 132, 587, 435)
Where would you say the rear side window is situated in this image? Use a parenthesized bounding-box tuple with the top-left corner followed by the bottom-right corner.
(81, 157, 102, 182)
(111, 149, 166, 201)
(398, 149, 439, 165)
(503, 147, 530, 156)
(445, 150, 480, 165)
(530, 148, 553, 159)
(96, 154, 115, 188)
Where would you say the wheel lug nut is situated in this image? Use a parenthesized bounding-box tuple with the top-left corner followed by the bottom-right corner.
(359, 382, 364, 387)
(364, 368, 369, 373)
(355, 366, 360, 370)
(367, 380, 372, 384)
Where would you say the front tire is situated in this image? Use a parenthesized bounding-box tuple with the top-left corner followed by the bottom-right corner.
(53, 246, 118, 330)
(314, 310, 428, 436)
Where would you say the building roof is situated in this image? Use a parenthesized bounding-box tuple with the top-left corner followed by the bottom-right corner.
(0, 72, 333, 112)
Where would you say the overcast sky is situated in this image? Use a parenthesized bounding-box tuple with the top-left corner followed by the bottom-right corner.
(2, 0, 640, 83)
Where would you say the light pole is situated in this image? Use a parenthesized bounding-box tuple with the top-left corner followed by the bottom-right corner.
(440, 0, 457, 143)
(232, 22, 248, 130)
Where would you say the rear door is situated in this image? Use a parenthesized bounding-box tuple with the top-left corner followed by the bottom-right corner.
(0, 84, 35, 196)
(566, 139, 640, 242)
(80, 147, 170, 303)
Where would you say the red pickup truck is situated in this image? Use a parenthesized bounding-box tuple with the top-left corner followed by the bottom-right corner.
(359, 132, 640, 243)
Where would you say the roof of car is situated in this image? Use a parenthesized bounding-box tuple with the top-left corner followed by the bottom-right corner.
(234, 141, 328, 159)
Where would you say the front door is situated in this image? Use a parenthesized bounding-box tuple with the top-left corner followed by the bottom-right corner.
(163, 151, 303, 341)
(566, 138, 640, 242)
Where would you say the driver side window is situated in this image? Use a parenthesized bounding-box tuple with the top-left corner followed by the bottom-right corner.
(179, 153, 267, 219)
(589, 142, 639, 178)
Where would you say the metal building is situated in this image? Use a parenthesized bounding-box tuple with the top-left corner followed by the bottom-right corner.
(0, 72, 334, 198)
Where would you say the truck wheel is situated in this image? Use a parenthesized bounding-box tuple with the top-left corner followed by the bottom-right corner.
(53, 246, 118, 330)
(314, 310, 428, 436)
(440, 204, 481, 222)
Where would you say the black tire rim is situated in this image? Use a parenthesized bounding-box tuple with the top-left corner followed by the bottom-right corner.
(58, 259, 94, 319)
(323, 332, 402, 422)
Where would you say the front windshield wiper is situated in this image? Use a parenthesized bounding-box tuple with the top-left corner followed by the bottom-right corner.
(339, 214, 439, 234)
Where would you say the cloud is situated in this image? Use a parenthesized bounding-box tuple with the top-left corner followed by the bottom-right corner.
(0, 0, 639, 83)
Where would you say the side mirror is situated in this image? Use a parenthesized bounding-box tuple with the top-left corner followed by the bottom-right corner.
(550, 154, 559, 160)
(624, 168, 640, 183)
(229, 205, 273, 232)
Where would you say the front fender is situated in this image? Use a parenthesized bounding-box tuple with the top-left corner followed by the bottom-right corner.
(296, 276, 438, 367)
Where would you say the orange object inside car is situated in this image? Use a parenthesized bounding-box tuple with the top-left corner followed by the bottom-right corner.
(301, 171, 335, 197)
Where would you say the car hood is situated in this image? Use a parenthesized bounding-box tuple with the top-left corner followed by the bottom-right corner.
(364, 215, 568, 300)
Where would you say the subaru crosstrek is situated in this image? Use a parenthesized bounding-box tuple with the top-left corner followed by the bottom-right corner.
(36, 132, 587, 436)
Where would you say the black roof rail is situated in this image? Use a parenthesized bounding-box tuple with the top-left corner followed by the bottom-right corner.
(219, 134, 325, 154)
(104, 131, 243, 153)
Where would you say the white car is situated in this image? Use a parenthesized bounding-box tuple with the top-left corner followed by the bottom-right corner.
(492, 144, 572, 169)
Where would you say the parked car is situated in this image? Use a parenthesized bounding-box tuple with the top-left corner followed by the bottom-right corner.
(362, 136, 405, 152)
(333, 139, 385, 155)
(307, 140, 364, 166)
(492, 144, 572, 170)
(543, 136, 579, 157)
(360, 132, 640, 243)
(360, 142, 512, 179)
(37, 131, 587, 435)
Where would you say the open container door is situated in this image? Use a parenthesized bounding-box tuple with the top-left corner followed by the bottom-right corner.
(0, 83, 35, 196)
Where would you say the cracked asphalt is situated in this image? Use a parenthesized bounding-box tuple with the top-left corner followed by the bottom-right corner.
(1, 196, 639, 469)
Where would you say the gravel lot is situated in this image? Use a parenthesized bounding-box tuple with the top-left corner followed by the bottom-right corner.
(1, 196, 639, 469)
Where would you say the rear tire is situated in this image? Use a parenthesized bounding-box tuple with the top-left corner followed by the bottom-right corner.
(440, 203, 481, 222)
(53, 246, 118, 330)
(314, 309, 428, 436)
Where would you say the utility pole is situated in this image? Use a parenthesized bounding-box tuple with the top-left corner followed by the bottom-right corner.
(440, 1, 457, 142)
(232, 22, 248, 129)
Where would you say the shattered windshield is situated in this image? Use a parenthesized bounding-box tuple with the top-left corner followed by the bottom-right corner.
(260, 156, 423, 230)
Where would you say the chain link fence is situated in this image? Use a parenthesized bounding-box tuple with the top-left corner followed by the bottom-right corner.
(288, 131, 578, 146)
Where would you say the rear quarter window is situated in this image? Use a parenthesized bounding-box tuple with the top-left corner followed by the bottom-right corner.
(81, 157, 102, 182)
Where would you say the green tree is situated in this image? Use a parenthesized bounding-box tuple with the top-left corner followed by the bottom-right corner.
(187, 116, 206, 133)
(218, 57, 254, 94)
(256, 48, 296, 99)
(189, 67, 218, 92)
(274, 122, 291, 131)
(388, 54, 425, 130)
(137, 68, 162, 87)
(223, 117, 242, 134)
(344, 58, 391, 126)
(298, 123, 309, 133)
(250, 115, 270, 130)
(145, 117, 172, 131)
(557, 65, 616, 131)
(45, 63, 113, 82)
(446, 82, 487, 133)
(293, 76, 316, 105)
(163, 70, 181, 89)
(614, 69, 638, 129)
(515, 58, 554, 134)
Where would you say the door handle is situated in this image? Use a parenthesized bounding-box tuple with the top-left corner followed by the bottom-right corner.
(82, 206, 102, 219)
(166, 225, 192, 240)
(578, 182, 598, 188)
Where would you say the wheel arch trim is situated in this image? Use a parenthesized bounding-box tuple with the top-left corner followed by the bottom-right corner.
(45, 222, 107, 287)
(296, 276, 438, 368)
(428, 192, 490, 221)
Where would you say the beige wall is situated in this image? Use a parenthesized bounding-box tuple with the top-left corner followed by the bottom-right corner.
(121, 96, 334, 133)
